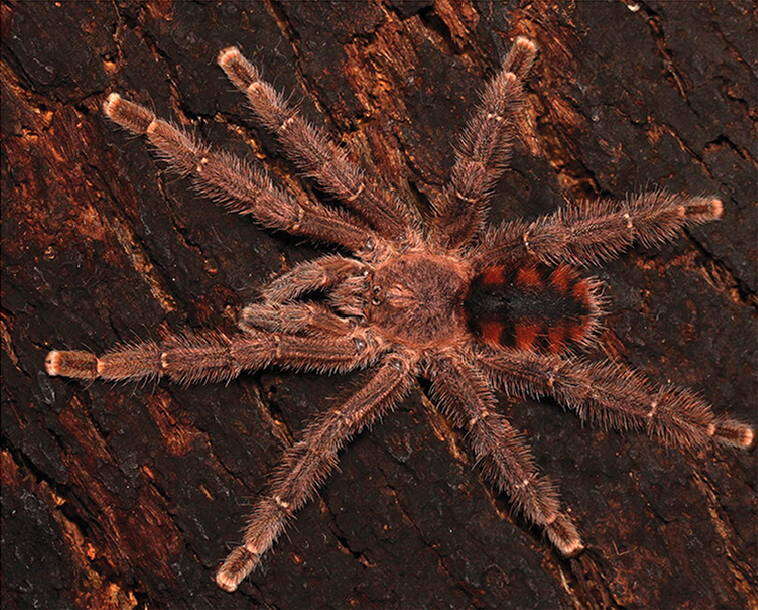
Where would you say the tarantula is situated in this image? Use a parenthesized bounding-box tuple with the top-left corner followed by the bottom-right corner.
(44, 38, 753, 593)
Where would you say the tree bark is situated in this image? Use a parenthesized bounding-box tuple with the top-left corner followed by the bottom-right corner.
(2, 1, 755, 608)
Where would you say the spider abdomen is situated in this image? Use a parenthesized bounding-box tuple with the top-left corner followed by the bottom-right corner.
(465, 262, 601, 354)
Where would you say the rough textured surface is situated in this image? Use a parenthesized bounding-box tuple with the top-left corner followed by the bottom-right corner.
(2, 1, 756, 608)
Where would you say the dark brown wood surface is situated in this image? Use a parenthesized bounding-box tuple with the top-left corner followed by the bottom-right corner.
(2, 1, 756, 608)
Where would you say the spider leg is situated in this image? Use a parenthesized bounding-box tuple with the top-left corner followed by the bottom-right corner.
(103, 94, 381, 257)
(238, 302, 353, 336)
(45, 327, 385, 385)
(426, 351, 582, 556)
(218, 47, 415, 240)
(216, 353, 416, 592)
(473, 191, 723, 269)
(480, 349, 754, 451)
(432, 37, 537, 248)
(261, 255, 367, 303)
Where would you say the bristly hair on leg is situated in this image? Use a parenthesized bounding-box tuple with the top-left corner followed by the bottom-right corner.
(472, 190, 724, 269)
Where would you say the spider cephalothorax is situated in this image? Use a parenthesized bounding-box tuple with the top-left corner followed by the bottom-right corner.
(44, 37, 753, 593)
(367, 253, 471, 347)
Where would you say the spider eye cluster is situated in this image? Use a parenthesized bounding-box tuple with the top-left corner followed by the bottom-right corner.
(371, 285, 382, 305)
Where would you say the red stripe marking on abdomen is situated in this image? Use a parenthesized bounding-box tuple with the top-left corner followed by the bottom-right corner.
(481, 265, 506, 286)
(549, 264, 576, 293)
(467, 263, 598, 355)
(515, 265, 542, 288)
(547, 322, 567, 354)
(514, 322, 541, 351)
(566, 316, 593, 342)
(571, 278, 592, 307)
(480, 320, 505, 345)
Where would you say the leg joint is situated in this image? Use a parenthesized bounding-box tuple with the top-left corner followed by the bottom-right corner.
(345, 182, 365, 203)
(278, 115, 296, 132)
(267, 494, 293, 516)
(514, 476, 532, 491)
(454, 189, 479, 205)
(469, 408, 490, 427)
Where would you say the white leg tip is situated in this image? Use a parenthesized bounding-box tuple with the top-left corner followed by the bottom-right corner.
(217, 46, 241, 68)
(739, 426, 754, 450)
(514, 35, 538, 52)
(559, 538, 585, 557)
(215, 571, 239, 593)
(44, 350, 61, 376)
(709, 198, 724, 219)
(103, 92, 122, 116)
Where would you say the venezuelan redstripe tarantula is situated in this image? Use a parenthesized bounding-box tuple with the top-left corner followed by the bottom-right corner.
(44, 38, 753, 593)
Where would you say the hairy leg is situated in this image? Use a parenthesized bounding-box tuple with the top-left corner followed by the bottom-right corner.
(216, 353, 415, 592)
(218, 47, 414, 238)
(261, 255, 367, 303)
(480, 348, 753, 450)
(238, 302, 353, 336)
(45, 327, 385, 385)
(426, 351, 582, 556)
(432, 37, 537, 248)
(473, 191, 723, 269)
(103, 94, 380, 255)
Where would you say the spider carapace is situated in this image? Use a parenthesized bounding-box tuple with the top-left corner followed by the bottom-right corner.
(365, 253, 470, 348)
(44, 37, 753, 593)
